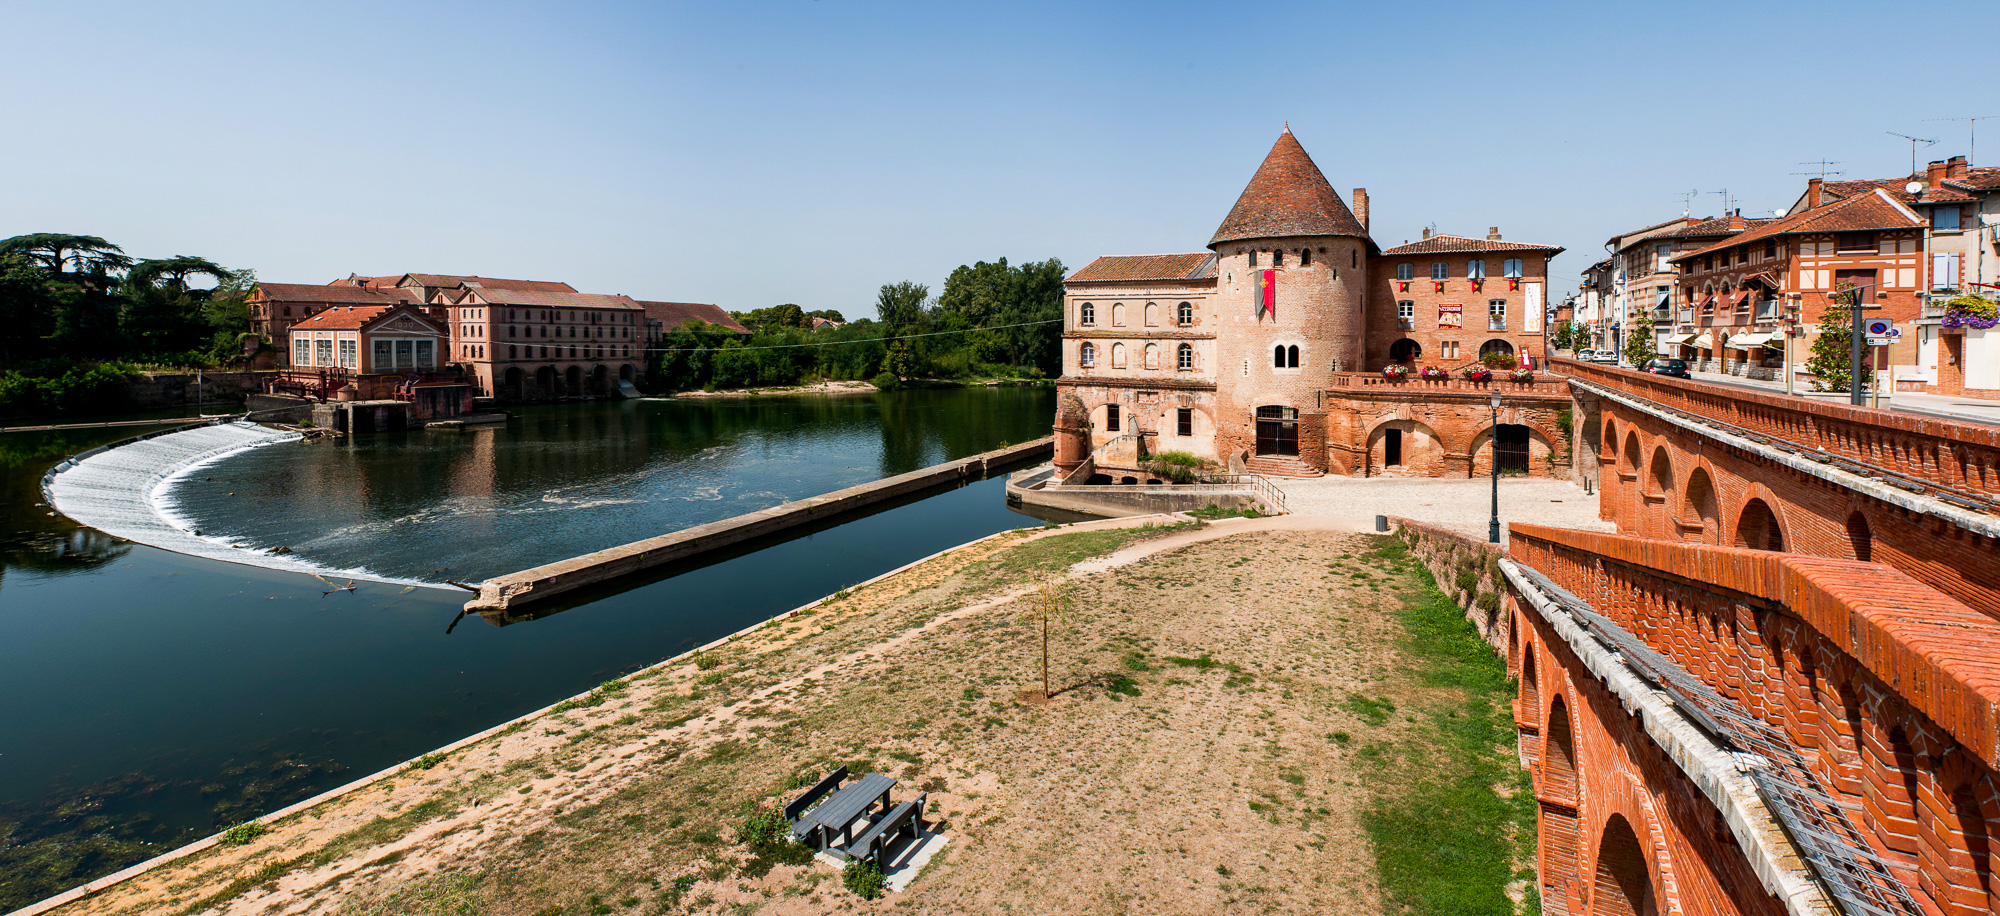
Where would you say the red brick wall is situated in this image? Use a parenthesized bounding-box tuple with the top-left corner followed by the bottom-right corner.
(1366, 251, 1551, 370)
(1323, 374, 1571, 478)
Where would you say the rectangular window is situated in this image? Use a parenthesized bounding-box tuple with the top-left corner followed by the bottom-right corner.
(1466, 259, 1486, 279)
(374, 340, 391, 368)
(415, 340, 434, 367)
(1765, 239, 1777, 258)
(1488, 299, 1507, 330)
(294, 338, 310, 365)
(1932, 206, 1962, 230)
(1396, 263, 1413, 281)
(1443, 341, 1459, 359)
(315, 338, 333, 366)
(396, 339, 414, 367)
(1836, 232, 1875, 253)
(1933, 252, 1961, 289)
(1654, 244, 1671, 272)
(1106, 404, 1120, 432)
(338, 339, 357, 369)
(1176, 408, 1192, 437)
(1503, 258, 1523, 279)
(1431, 262, 1448, 280)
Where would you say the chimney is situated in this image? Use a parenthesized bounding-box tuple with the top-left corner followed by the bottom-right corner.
(1421, 227, 1432, 240)
(1947, 155, 1969, 180)
(1352, 188, 1369, 233)
(1486, 226, 1502, 240)
(1927, 159, 1947, 189)
(1807, 177, 1823, 208)
(1728, 210, 1744, 232)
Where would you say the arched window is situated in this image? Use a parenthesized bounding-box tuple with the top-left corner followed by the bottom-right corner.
(1112, 303, 1126, 326)
(1274, 344, 1286, 368)
(1177, 343, 1193, 370)
(1396, 263, 1414, 281)
(1300, 248, 1312, 267)
(1287, 345, 1300, 368)
(1249, 251, 1258, 267)
(1272, 250, 1284, 267)
(509, 345, 518, 358)
(1111, 342, 1127, 368)
(1177, 302, 1193, 325)
(1144, 302, 1159, 327)
(1079, 342, 1095, 367)
(1143, 343, 1158, 369)
(1847, 511, 1872, 562)
(1079, 302, 1095, 325)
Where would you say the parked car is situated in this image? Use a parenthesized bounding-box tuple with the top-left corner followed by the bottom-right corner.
(1637, 357, 1691, 379)
(1573, 349, 1597, 361)
(1592, 351, 1619, 363)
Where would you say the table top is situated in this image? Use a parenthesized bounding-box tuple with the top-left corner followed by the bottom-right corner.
(801, 772, 895, 833)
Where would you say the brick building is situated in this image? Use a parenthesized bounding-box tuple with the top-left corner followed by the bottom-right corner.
(636, 300, 751, 340)
(248, 283, 424, 341)
(1054, 128, 1571, 481)
(452, 287, 647, 399)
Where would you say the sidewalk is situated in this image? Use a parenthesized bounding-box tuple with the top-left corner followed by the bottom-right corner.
(1678, 366, 2000, 426)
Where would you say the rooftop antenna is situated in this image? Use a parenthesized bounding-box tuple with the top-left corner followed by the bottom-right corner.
(1791, 160, 1843, 180)
(1925, 116, 2000, 166)
(1886, 131, 1937, 175)
(1676, 188, 1699, 216)
(1708, 188, 1735, 215)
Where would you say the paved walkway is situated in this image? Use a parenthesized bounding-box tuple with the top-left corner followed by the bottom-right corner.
(1676, 366, 2000, 426)
(1273, 475, 1614, 543)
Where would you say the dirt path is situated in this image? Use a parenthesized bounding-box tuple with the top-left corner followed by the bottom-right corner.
(52, 518, 1462, 916)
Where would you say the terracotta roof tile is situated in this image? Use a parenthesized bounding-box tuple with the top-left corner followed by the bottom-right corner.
(1067, 253, 1219, 283)
(636, 301, 750, 334)
(253, 283, 424, 305)
(1947, 167, 2000, 192)
(459, 288, 643, 310)
(287, 303, 439, 332)
(405, 274, 577, 292)
(1378, 233, 1563, 256)
(1210, 131, 1368, 246)
(1671, 189, 1921, 263)
(1606, 216, 1698, 251)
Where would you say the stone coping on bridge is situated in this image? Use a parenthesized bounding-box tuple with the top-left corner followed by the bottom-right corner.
(1510, 523, 2000, 772)
(1327, 371, 1571, 397)
(466, 438, 1055, 612)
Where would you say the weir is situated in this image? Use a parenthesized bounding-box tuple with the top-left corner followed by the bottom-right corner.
(42, 420, 448, 589)
(467, 437, 1055, 612)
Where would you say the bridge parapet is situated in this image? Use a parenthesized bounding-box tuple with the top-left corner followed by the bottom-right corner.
(1554, 357, 2000, 500)
(1510, 522, 2000, 916)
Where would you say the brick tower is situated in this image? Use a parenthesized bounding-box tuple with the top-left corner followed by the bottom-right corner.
(1207, 128, 1373, 474)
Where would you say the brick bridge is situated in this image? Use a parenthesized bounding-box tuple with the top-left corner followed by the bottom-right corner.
(1401, 358, 2000, 916)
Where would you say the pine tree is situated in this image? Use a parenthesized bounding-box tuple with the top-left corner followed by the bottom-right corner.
(1807, 285, 1873, 393)
(1622, 310, 1656, 366)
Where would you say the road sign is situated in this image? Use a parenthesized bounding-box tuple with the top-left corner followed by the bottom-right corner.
(1866, 337, 1892, 346)
(1866, 319, 1892, 337)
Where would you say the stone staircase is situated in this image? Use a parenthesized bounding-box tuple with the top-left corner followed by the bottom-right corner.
(1242, 455, 1325, 479)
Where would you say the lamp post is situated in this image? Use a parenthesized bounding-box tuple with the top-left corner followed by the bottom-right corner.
(1488, 387, 1502, 544)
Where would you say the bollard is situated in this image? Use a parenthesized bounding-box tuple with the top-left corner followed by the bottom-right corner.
(1374, 515, 1388, 532)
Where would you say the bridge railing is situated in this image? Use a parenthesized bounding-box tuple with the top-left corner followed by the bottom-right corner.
(1554, 356, 2000, 499)
(1510, 522, 2000, 916)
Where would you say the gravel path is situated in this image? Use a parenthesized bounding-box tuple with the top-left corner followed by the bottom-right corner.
(1273, 475, 1613, 543)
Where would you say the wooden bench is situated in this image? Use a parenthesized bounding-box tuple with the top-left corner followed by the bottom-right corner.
(846, 792, 927, 870)
(794, 772, 895, 852)
(784, 766, 848, 826)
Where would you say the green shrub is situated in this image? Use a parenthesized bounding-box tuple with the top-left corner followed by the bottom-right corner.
(843, 860, 887, 899)
(871, 370, 902, 391)
(215, 822, 268, 846)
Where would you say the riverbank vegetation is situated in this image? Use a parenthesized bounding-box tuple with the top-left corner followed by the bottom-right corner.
(0, 234, 255, 417)
(646, 258, 1065, 393)
(49, 521, 1537, 916)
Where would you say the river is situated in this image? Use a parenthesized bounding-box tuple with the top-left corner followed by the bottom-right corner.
(0, 387, 1053, 909)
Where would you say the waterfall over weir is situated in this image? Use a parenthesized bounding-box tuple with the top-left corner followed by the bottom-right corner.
(44, 421, 450, 589)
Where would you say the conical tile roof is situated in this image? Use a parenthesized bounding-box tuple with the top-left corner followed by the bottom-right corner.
(1210, 130, 1368, 247)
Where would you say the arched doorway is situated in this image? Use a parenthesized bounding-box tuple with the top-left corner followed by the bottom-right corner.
(1389, 338, 1422, 365)
(1592, 815, 1657, 916)
(591, 364, 609, 394)
(535, 366, 556, 399)
(1734, 498, 1784, 551)
(1480, 339, 1516, 365)
(503, 367, 525, 400)
(564, 365, 583, 395)
(1255, 406, 1299, 456)
(619, 364, 634, 382)
(1494, 424, 1531, 474)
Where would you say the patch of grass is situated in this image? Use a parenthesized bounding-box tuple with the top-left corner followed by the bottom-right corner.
(1353, 534, 1537, 916)
(176, 858, 297, 916)
(695, 654, 724, 670)
(409, 752, 448, 771)
(1163, 653, 1220, 670)
(310, 797, 458, 867)
(969, 527, 1162, 582)
(1188, 504, 1263, 520)
(1122, 651, 1152, 672)
(1343, 694, 1397, 727)
(214, 821, 268, 846)
(842, 860, 887, 899)
(1105, 675, 1141, 698)
(336, 869, 484, 915)
(1329, 731, 1353, 746)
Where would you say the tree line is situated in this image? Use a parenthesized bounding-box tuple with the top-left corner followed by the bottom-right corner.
(1, 233, 254, 416)
(646, 257, 1065, 393)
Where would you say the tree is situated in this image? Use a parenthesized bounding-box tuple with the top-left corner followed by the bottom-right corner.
(121, 257, 237, 356)
(0, 233, 131, 278)
(1622, 310, 1657, 366)
(883, 338, 918, 381)
(807, 309, 845, 323)
(0, 252, 57, 361)
(1807, 283, 1872, 393)
(1549, 320, 1587, 353)
(1022, 577, 1075, 700)
(873, 281, 930, 330)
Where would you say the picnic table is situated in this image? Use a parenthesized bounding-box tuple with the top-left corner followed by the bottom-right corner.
(792, 771, 897, 852)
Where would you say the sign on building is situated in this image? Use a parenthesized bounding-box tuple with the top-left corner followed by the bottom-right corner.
(1438, 305, 1462, 329)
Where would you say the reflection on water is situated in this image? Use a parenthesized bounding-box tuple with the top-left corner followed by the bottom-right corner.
(0, 387, 1052, 910)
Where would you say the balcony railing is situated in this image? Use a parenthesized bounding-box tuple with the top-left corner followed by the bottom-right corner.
(1676, 309, 1695, 323)
(1488, 319, 1508, 331)
(1397, 319, 1414, 330)
(1754, 301, 1782, 321)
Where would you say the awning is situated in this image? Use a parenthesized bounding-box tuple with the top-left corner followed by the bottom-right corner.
(1691, 333, 1715, 349)
(1761, 335, 1788, 350)
(1747, 271, 1780, 289)
(1655, 292, 1672, 308)
(1666, 333, 1697, 345)
(1698, 293, 1716, 308)
(1725, 332, 1769, 349)
(1725, 289, 1751, 306)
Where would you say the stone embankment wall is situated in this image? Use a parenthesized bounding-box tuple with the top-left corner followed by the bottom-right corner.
(128, 371, 274, 410)
(1386, 517, 1511, 651)
(468, 437, 1055, 612)
(1006, 465, 1271, 518)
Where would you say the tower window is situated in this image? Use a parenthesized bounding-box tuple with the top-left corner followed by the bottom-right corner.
(1177, 343, 1193, 370)
(1272, 250, 1283, 267)
(1177, 301, 1193, 325)
(1249, 251, 1258, 267)
(1274, 344, 1300, 368)
(1079, 342, 1095, 367)
(1300, 248, 1311, 267)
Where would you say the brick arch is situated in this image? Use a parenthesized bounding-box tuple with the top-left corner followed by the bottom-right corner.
(1520, 646, 1541, 729)
(1845, 510, 1874, 562)
(1365, 417, 1445, 476)
(1645, 447, 1675, 538)
(1679, 465, 1721, 544)
(1467, 418, 1561, 479)
(1931, 748, 1999, 912)
(1733, 497, 1784, 551)
(1544, 695, 1580, 805)
(1622, 430, 1641, 472)
(1591, 814, 1660, 916)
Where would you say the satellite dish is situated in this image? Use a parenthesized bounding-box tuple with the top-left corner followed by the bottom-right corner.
(1905, 180, 1924, 195)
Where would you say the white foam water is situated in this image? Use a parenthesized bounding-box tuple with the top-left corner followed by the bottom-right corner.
(45, 421, 451, 590)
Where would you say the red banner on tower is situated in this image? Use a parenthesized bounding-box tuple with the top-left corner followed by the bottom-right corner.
(1254, 269, 1276, 317)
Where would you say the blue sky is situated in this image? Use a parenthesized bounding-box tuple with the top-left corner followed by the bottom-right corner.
(3, 1, 1991, 316)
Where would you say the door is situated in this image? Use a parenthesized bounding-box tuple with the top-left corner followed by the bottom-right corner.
(1495, 424, 1531, 474)
(1255, 406, 1299, 456)
(1384, 428, 1403, 467)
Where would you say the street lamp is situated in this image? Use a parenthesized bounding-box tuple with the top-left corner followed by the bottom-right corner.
(1488, 387, 1502, 544)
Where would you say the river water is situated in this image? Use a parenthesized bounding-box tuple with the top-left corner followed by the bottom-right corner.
(0, 387, 1053, 909)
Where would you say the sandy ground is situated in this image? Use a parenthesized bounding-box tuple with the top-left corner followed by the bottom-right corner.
(49, 515, 1476, 916)
(1275, 475, 1614, 542)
